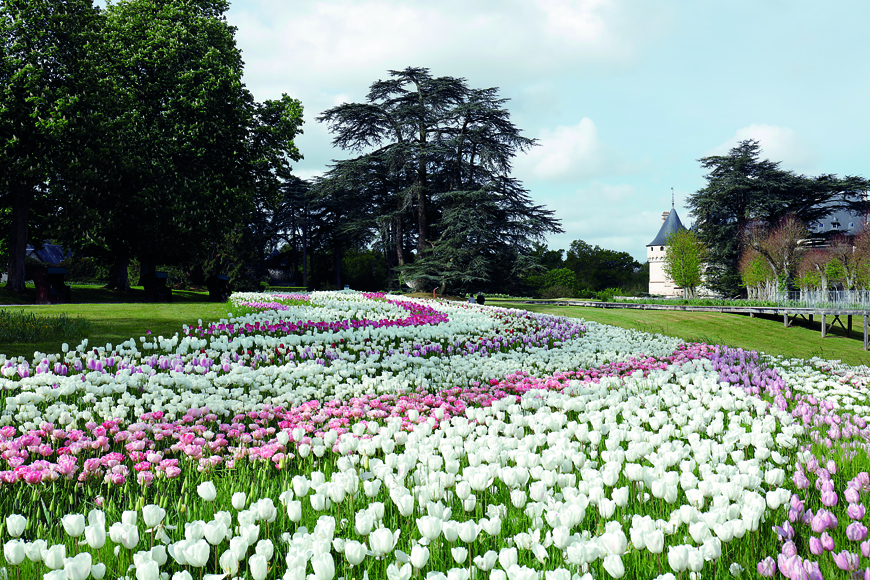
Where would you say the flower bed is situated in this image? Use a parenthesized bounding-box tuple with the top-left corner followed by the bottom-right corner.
(0, 291, 868, 579)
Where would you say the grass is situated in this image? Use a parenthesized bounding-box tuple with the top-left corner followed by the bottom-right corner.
(0, 310, 91, 344)
(491, 300, 870, 366)
(0, 302, 235, 360)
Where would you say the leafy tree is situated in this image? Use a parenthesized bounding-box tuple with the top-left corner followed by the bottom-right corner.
(662, 229, 706, 299)
(0, 0, 100, 292)
(318, 67, 560, 295)
(796, 249, 829, 291)
(739, 247, 776, 300)
(53, 0, 302, 290)
(689, 139, 870, 296)
(565, 240, 640, 291)
(741, 214, 807, 294)
(544, 267, 576, 290)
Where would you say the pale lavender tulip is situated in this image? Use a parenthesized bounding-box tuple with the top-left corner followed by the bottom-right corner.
(757, 557, 776, 578)
(848, 503, 867, 521)
(847, 522, 868, 542)
(832, 550, 860, 571)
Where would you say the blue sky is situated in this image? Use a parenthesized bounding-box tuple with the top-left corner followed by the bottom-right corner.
(223, 0, 870, 261)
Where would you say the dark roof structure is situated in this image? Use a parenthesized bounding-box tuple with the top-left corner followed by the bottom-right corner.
(648, 208, 686, 246)
(25, 243, 71, 266)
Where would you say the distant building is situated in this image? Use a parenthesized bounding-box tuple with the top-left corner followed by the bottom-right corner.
(26, 242, 71, 266)
(647, 208, 686, 296)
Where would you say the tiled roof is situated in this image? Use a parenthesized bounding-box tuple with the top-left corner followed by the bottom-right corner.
(648, 209, 686, 246)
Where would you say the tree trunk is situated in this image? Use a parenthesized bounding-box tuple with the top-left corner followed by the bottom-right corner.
(416, 181, 428, 257)
(334, 243, 342, 289)
(5, 189, 30, 293)
(302, 210, 309, 289)
(139, 258, 156, 286)
(395, 216, 405, 266)
(105, 253, 130, 291)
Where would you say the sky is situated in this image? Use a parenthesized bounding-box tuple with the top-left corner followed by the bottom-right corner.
(221, 0, 870, 262)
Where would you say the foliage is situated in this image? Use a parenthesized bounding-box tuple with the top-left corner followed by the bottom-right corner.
(544, 267, 577, 290)
(565, 240, 640, 291)
(540, 284, 574, 299)
(0, 0, 100, 292)
(0, 309, 90, 343)
(662, 228, 706, 299)
(739, 247, 776, 299)
(57, 255, 108, 284)
(688, 139, 870, 296)
(342, 250, 389, 291)
(741, 214, 807, 295)
(318, 67, 561, 295)
(593, 287, 621, 302)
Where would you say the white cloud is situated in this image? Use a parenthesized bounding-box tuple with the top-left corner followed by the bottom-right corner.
(228, 0, 670, 101)
(710, 124, 817, 172)
(543, 182, 665, 260)
(515, 118, 638, 182)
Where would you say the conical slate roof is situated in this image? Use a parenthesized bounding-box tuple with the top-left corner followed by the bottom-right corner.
(648, 208, 686, 246)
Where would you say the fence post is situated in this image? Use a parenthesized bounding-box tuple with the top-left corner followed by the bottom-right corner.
(783, 313, 788, 328)
(821, 313, 826, 338)
(865, 315, 869, 351)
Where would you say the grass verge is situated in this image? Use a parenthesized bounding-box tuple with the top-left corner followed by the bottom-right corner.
(0, 302, 235, 360)
(492, 300, 870, 367)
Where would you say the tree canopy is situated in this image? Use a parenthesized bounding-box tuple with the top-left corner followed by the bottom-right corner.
(662, 229, 705, 299)
(317, 67, 561, 295)
(688, 139, 870, 296)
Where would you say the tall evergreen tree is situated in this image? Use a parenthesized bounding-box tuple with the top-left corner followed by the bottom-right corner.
(688, 139, 870, 296)
(318, 67, 561, 294)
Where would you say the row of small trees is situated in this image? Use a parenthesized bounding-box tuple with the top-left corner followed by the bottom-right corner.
(739, 215, 870, 300)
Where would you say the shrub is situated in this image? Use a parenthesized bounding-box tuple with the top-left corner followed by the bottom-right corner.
(594, 287, 620, 302)
(541, 284, 575, 299)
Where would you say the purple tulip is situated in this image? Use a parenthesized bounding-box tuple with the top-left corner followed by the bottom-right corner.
(811, 512, 828, 533)
(861, 540, 870, 558)
(808, 536, 823, 556)
(821, 490, 839, 507)
(847, 522, 868, 542)
(790, 494, 804, 511)
(826, 460, 838, 474)
(826, 511, 840, 529)
(848, 503, 867, 521)
(793, 471, 810, 490)
(782, 541, 798, 558)
(821, 531, 835, 552)
(775, 521, 796, 540)
(758, 556, 776, 577)
(845, 487, 861, 504)
(832, 550, 860, 571)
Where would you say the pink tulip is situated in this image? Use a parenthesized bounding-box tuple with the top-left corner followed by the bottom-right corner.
(821, 490, 838, 507)
(757, 557, 776, 578)
(848, 503, 866, 521)
(847, 522, 868, 542)
(832, 550, 859, 571)
(821, 532, 835, 552)
(808, 537, 822, 556)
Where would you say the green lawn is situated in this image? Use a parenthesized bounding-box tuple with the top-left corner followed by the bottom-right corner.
(0, 300, 233, 360)
(491, 300, 870, 367)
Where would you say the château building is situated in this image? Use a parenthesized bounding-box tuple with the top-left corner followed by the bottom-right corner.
(647, 207, 686, 296)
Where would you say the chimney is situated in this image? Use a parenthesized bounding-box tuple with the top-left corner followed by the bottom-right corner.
(662, 211, 669, 224)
